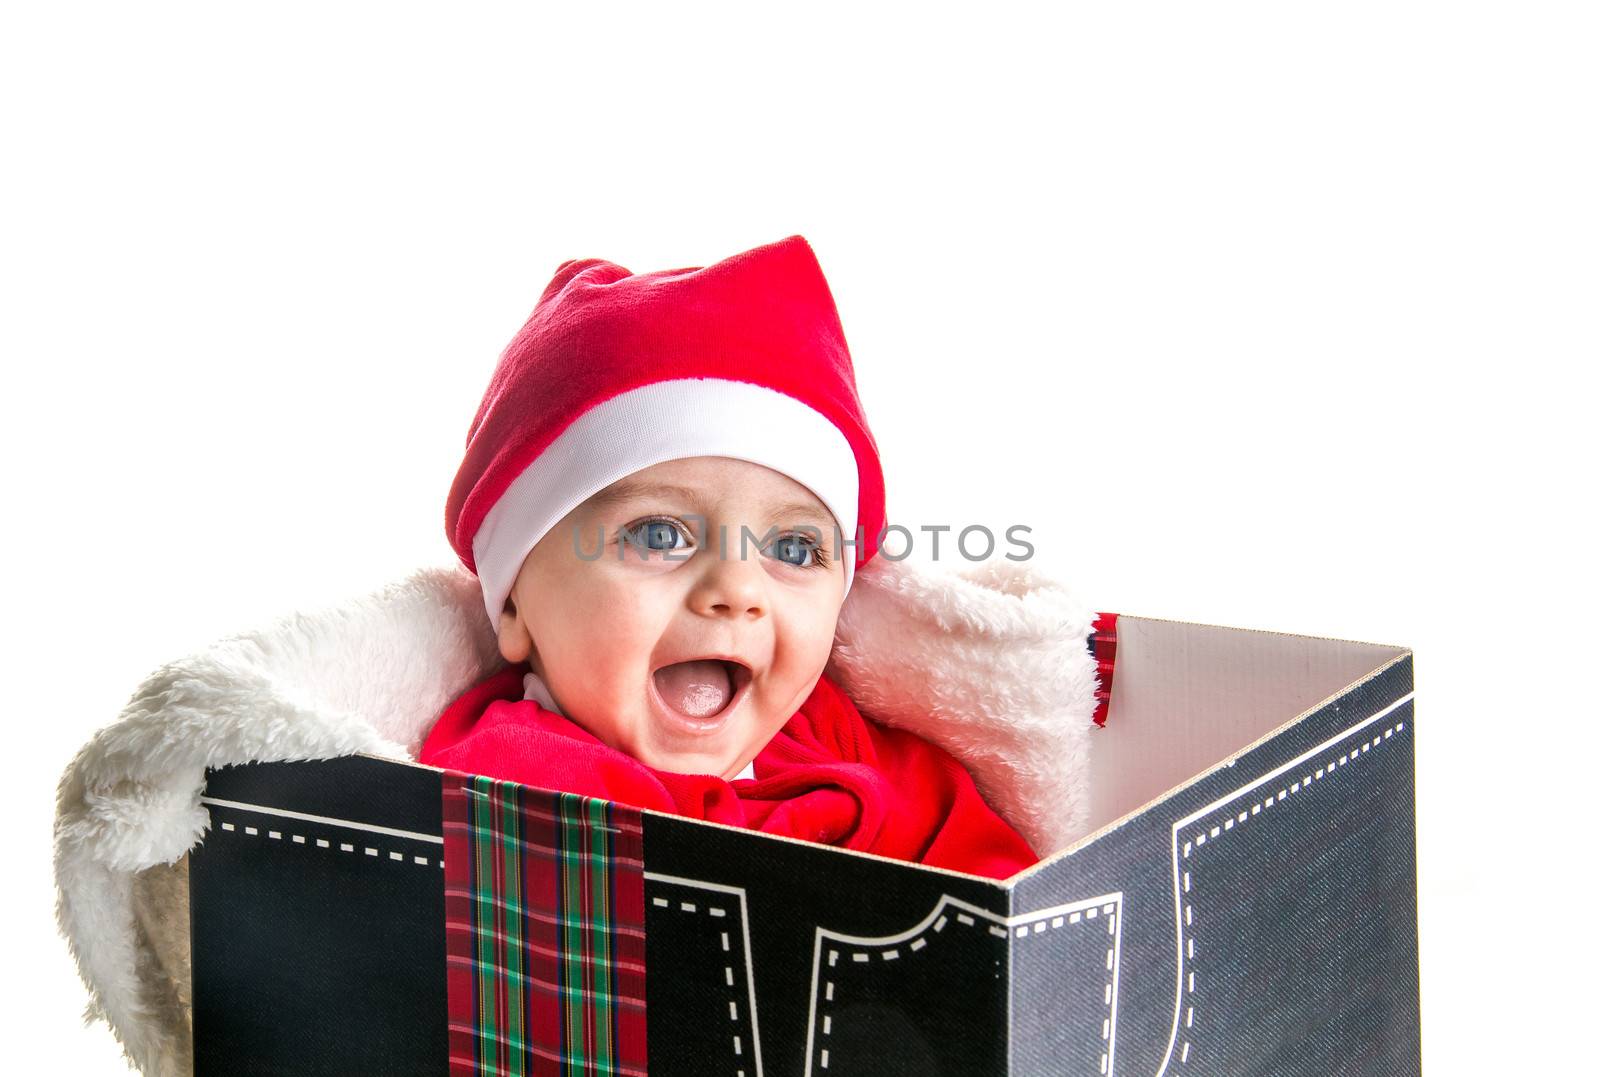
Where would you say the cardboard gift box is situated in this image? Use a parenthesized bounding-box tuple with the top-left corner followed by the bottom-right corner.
(56, 561, 1418, 1076)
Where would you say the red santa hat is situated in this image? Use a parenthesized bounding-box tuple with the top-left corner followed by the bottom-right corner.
(445, 234, 888, 628)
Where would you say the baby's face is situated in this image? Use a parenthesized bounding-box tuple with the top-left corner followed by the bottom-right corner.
(497, 456, 849, 780)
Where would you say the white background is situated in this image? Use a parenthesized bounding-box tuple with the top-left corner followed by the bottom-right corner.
(5, 2, 1595, 1071)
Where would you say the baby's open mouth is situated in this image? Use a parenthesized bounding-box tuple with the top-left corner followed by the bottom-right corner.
(650, 658, 752, 723)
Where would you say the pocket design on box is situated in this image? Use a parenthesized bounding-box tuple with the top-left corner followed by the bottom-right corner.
(642, 874, 763, 1074)
(802, 891, 1124, 1077)
(1007, 893, 1127, 1077)
(805, 894, 1009, 1075)
(1157, 693, 1415, 1076)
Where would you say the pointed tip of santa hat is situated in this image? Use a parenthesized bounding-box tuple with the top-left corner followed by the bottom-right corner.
(534, 233, 824, 315)
(445, 234, 887, 627)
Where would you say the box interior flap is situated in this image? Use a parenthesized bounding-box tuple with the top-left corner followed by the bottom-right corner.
(1084, 616, 1408, 836)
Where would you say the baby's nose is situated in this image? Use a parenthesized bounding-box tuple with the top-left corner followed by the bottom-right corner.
(692, 547, 768, 618)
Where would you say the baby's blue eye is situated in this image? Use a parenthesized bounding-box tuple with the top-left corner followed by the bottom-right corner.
(623, 519, 689, 553)
(770, 534, 818, 567)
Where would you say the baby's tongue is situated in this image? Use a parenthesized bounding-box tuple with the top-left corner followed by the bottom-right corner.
(653, 660, 733, 718)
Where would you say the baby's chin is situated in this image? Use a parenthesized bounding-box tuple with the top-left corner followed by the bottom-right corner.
(564, 696, 761, 779)
(632, 737, 752, 780)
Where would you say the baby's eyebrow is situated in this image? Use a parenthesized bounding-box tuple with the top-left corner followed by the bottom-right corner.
(586, 479, 829, 525)
(586, 480, 706, 511)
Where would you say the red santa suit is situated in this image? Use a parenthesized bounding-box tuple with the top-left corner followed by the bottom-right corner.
(419, 662, 1040, 882)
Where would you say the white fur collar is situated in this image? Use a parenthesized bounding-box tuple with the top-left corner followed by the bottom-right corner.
(53, 555, 1098, 1076)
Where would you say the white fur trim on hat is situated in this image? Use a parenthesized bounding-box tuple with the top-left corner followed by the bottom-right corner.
(471, 378, 861, 628)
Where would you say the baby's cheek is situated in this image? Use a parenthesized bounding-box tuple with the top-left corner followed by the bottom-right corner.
(748, 697, 794, 746)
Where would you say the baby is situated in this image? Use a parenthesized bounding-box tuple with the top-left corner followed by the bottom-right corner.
(421, 235, 1037, 880)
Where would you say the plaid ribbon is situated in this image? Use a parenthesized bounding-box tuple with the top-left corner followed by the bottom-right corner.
(1089, 611, 1119, 727)
(442, 771, 647, 1076)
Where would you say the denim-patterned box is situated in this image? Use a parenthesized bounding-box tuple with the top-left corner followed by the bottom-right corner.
(187, 615, 1417, 1076)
